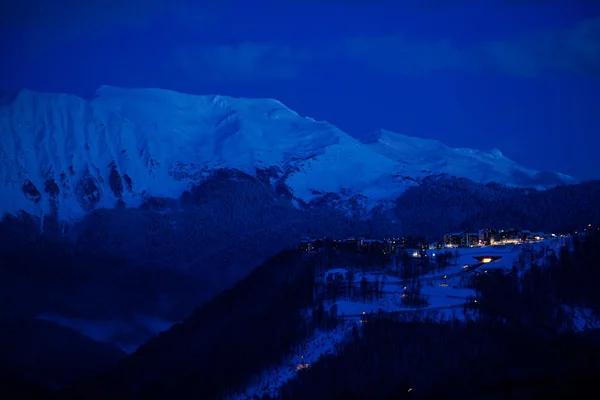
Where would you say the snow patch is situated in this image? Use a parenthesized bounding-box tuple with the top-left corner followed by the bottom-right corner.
(228, 322, 356, 400)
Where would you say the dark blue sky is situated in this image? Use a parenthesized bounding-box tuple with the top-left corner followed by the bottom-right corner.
(2, 0, 599, 180)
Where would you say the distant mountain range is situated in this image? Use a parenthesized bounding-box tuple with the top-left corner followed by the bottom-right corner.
(0, 86, 578, 222)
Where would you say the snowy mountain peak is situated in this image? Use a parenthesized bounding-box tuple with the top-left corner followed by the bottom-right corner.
(361, 129, 577, 187)
(91, 86, 300, 120)
(0, 87, 577, 223)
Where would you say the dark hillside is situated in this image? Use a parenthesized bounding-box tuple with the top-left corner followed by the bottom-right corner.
(60, 250, 338, 399)
(395, 177, 600, 239)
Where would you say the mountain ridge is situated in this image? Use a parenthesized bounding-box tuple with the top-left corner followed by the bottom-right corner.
(360, 128, 578, 188)
(0, 86, 577, 223)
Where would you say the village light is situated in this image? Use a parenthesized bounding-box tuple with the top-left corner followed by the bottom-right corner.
(482, 257, 493, 263)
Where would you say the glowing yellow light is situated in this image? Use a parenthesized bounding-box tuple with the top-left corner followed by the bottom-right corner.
(408, 388, 413, 392)
(482, 257, 493, 263)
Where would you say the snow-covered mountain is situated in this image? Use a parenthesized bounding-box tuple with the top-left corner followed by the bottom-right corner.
(0, 86, 577, 222)
(360, 129, 578, 188)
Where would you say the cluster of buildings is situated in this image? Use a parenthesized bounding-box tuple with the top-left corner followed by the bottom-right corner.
(299, 236, 428, 256)
(299, 227, 555, 256)
(442, 228, 552, 248)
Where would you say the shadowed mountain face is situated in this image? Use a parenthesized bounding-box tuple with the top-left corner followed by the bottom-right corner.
(394, 177, 600, 238)
(59, 249, 319, 400)
(0, 172, 401, 354)
(2, 173, 598, 355)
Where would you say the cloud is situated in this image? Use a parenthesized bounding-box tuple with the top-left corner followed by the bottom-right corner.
(5, 2, 597, 83)
(174, 42, 312, 83)
(339, 17, 600, 78)
(340, 35, 470, 76)
(479, 17, 600, 77)
(171, 17, 599, 83)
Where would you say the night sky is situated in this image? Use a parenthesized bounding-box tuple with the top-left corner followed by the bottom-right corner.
(2, 0, 599, 180)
